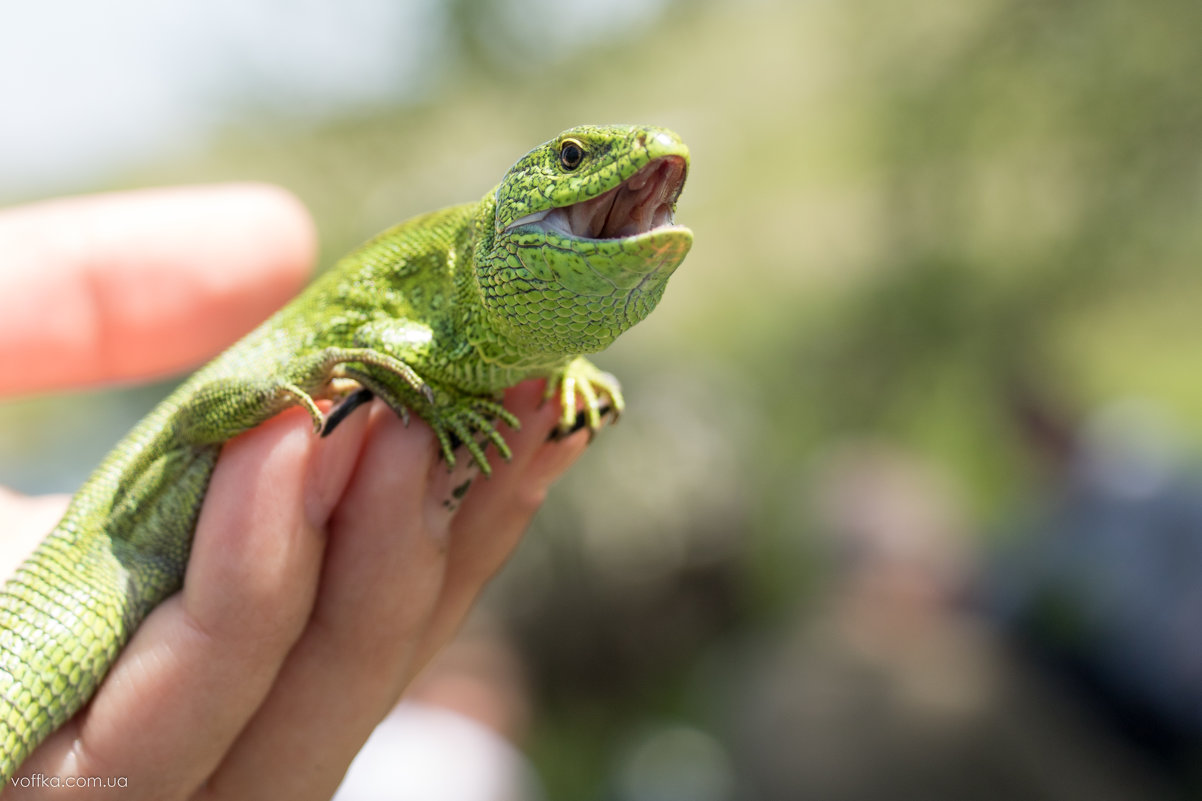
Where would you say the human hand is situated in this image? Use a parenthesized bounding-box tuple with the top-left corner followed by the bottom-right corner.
(0, 185, 589, 799)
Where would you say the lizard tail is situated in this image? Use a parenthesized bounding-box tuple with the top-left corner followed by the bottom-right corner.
(0, 525, 132, 781)
(0, 439, 219, 782)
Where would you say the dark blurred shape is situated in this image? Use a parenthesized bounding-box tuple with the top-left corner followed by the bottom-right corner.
(988, 398, 1202, 781)
(728, 443, 1176, 801)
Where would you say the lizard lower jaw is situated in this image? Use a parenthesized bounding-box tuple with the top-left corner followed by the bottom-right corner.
(506, 156, 687, 241)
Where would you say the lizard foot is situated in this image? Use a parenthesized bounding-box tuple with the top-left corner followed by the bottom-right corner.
(546, 357, 624, 438)
(429, 394, 520, 477)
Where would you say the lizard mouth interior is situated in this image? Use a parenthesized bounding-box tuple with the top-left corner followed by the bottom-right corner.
(507, 156, 688, 240)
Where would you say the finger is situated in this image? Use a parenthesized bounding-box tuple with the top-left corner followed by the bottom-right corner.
(414, 379, 590, 670)
(206, 402, 451, 801)
(13, 405, 369, 800)
(0, 184, 315, 396)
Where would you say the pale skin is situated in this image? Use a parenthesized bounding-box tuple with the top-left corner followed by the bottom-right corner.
(0, 185, 589, 800)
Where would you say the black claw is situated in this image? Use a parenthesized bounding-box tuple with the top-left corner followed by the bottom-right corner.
(547, 402, 613, 442)
(321, 388, 375, 437)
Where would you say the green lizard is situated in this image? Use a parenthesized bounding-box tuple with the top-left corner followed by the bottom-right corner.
(0, 124, 691, 780)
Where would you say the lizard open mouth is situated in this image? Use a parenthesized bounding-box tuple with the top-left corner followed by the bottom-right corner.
(507, 156, 688, 240)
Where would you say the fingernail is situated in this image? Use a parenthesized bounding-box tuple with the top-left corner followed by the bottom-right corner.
(520, 429, 590, 502)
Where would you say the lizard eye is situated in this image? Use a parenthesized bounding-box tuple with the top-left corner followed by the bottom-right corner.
(558, 139, 585, 171)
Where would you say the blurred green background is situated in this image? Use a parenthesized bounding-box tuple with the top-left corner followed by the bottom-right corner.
(4, 0, 1202, 798)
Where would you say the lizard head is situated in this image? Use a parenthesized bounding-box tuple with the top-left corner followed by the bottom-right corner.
(477, 124, 693, 358)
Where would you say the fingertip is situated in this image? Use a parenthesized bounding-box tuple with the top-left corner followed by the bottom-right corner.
(519, 428, 590, 506)
(219, 182, 317, 301)
(0, 183, 319, 395)
(499, 380, 565, 460)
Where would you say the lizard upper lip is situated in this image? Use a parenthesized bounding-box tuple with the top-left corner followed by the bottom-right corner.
(507, 155, 688, 240)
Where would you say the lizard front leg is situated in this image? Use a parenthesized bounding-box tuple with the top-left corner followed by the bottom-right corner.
(334, 321, 519, 476)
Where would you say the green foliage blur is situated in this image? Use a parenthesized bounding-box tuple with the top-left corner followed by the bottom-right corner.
(5, 0, 1202, 797)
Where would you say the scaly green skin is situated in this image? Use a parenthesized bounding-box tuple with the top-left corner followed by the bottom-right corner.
(0, 124, 691, 780)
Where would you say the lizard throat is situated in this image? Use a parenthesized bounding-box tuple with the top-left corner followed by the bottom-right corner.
(505, 156, 687, 240)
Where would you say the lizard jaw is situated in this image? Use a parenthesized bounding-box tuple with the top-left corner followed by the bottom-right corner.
(505, 156, 688, 241)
